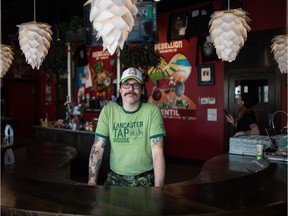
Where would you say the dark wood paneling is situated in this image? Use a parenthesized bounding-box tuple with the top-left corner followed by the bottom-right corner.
(34, 126, 110, 182)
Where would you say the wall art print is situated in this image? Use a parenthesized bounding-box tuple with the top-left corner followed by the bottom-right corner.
(198, 64, 215, 86)
(148, 53, 196, 120)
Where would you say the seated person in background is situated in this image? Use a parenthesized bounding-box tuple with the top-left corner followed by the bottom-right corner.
(88, 67, 166, 187)
(226, 93, 260, 137)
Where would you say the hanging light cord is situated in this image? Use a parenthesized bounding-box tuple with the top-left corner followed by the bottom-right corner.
(286, 0, 288, 34)
(34, 0, 36, 22)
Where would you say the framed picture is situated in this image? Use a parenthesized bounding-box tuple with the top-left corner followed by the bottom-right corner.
(198, 64, 215, 86)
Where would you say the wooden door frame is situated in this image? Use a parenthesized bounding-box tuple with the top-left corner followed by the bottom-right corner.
(223, 66, 281, 152)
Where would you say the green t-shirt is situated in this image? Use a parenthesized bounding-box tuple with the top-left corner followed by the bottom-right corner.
(96, 102, 166, 176)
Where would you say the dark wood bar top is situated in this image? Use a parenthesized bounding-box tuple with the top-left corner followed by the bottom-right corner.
(2, 138, 78, 184)
(1, 137, 287, 216)
(33, 125, 95, 134)
(33, 125, 100, 181)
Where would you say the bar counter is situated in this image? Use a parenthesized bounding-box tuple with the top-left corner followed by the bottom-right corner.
(1, 137, 287, 215)
(33, 125, 96, 179)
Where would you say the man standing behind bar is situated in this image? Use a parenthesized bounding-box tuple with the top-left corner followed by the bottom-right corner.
(88, 67, 166, 187)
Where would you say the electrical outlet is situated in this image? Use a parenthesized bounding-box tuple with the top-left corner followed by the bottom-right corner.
(208, 97, 216, 104)
(200, 98, 208, 104)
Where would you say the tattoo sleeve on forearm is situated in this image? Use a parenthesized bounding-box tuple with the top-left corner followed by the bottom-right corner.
(94, 136, 107, 148)
(88, 136, 107, 184)
(94, 136, 99, 143)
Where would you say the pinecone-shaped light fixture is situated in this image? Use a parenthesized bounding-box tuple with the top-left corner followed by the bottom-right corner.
(271, 35, 288, 74)
(87, 0, 138, 55)
(17, 21, 52, 69)
(209, 8, 251, 62)
(0, 44, 15, 78)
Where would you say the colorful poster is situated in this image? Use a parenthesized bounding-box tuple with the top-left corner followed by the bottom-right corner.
(148, 52, 196, 120)
(74, 46, 117, 109)
(76, 64, 92, 88)
(87, 47, 116, 100)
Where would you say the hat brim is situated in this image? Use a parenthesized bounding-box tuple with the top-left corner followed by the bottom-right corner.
(121, 76, 143, 84)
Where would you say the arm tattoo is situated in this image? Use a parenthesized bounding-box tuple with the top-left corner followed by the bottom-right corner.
(151, 137, 163, 147)
(94, 136, 99, 143)
(89, 145, 99, 161)
(95, 160, 102, 173)
(94, 135, 107, 148)
(88, 136, 107, 184)
(88, 145, 100, 184)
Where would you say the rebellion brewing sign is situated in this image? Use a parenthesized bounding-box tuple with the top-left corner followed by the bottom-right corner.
(148, 41, 196, 120)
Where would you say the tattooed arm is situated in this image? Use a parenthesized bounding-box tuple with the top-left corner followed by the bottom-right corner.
(151, 137, 165, 187)
(88, 135, 107, 186)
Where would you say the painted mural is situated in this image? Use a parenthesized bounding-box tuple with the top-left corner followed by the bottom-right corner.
(148, 51, 196, 120)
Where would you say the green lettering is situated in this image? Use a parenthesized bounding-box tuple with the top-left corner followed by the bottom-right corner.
(124, 128, 129, 137)
(117, 129, 124, 137)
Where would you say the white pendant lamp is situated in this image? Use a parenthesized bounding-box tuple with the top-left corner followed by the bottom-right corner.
(0, 44, 15, 78)
(209, 3, 251, 62)
(87, 0, 138, 55)
(271, 35, 288, 74)
(17, 0, 52, 69)
(270, 1, 288, 74)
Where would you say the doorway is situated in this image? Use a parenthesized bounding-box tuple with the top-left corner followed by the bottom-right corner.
(224, 68, 281, 150)
(2, 79, 37, 138)
(223, 29, 283, 151)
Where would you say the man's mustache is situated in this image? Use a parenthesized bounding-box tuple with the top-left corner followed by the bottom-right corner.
(124, 92, 137, 96)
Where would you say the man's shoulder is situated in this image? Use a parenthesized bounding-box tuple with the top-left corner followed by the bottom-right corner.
(101, 102, 120, 113)
(141, 103, 162, 116)
(142, 102, 160, 110)
(104, 102, 119, 109)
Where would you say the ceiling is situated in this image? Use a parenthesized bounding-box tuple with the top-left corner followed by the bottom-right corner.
(1, 0, 212, 44)
(1, 0, 86, 43)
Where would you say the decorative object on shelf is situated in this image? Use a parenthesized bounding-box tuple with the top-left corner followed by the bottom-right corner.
(87, 0, 138, 55)
(198, 64, 215, 86)
(64, 100, 86, 130)
(64, 101, 86, 117)
(0, 44, 14, 77)
(271, 35, 288, 74)
(17, 0, 53, 69)
(208, 2, 251, 62)
(2, 125, 15, 165)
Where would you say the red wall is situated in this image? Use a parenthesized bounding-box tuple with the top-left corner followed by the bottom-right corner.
(245, 0, 286, 32)
(37, 72, 57, 122)
(152, 0, 287, 160)
(3, 78, 37, 138)
(152, 11, 224, 160)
